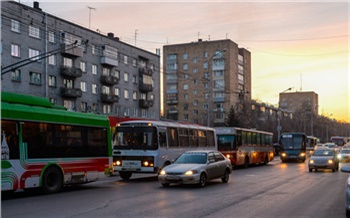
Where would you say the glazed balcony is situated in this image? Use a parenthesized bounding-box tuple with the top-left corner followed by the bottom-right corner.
(61, 44, 83, 57)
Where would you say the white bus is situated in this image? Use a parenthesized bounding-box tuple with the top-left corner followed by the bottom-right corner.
(112, 120, 217, 180)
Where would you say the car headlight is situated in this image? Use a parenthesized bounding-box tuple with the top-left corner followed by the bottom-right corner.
(328, 159, 333, 164)
(160, 170, 166, 175)
(185, 170, 198, 175)
(337, 154, 341, 159)
(309, 159, 314, 164)
(226, 154, 231, 159)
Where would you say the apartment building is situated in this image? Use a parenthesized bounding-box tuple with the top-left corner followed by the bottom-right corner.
(279, 91, 319, 115)
(163, 39, 251, 127)
(1, 1, 161, 119)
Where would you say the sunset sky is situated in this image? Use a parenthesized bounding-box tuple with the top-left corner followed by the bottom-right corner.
(19, 0, 349, 122)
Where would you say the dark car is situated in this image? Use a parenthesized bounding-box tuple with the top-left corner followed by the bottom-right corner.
(273, 143, 281, 156)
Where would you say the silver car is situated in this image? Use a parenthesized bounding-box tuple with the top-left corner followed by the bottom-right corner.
(340, 166, 350, 217)
(158, 150, 233, 187)
(338, 149, 350, 163)
(308, 148, 339, 172)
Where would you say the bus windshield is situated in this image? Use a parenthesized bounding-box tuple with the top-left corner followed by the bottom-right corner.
(113, 126, 157, 150)
(217, 135, 236, 151)
(281, 136, 303, 149)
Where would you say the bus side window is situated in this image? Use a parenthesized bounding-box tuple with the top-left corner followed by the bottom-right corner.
(159, 132, 167, 148)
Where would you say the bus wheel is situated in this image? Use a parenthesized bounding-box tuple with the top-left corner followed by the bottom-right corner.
(263, 155, 268, 165)
(198, 173, 207, 187)
(119, 171, 132, 180)
(244, 157, 249, 168)
(42, 166, 63, 194)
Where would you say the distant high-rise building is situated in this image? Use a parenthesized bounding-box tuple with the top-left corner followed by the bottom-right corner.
(163, 39, 251, 126)
(279, 91, 319, 115)
(1, 1, 161, 119)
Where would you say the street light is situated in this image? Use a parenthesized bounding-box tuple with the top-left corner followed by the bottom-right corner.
(206, 48, 226, 127)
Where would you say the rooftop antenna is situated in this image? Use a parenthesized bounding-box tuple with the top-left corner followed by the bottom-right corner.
(87, 6, 96, 29)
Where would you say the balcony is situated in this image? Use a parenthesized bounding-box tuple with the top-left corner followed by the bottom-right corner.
(166, 99, 178, 105)
(139, 67, 153, 76)
(61, 44, 83, 57)
(167, 109, 178, 114)
(100, 56, 118, 67)
(60, 66, 82, 78)
(100, 75, 119, 86)
(60, 87, 82, 98)
(213, 96, 225, 103)
(139, 82, 153, 92)
(139, 99, 153, 108)
(101, 94, 119, 103)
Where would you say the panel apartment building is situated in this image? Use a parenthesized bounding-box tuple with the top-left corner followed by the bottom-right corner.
(1, 1, 161, 119)
(163, 39, 251, 127)
(279, 91, 319, 115)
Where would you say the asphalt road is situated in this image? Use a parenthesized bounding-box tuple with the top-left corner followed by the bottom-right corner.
(2, 157, 349, 218)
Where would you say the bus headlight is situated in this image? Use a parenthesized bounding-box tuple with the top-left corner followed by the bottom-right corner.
(142, 160, 154, 167)
(328, 159, 333, 164)
(114, 160, 122, 166)
(300, 152, 306, 157)
(281, 153, 287, 157)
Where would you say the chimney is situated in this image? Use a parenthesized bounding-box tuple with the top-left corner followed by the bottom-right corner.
(107, 32, 114, 38)
(33, 2, 42, 11)
(198, 39, 202, 42)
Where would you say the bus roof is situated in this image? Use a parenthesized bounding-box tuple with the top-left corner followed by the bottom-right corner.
(214, 127, 273, 135)
(116, 120, 215, 131)
(1, 92, 109, 127)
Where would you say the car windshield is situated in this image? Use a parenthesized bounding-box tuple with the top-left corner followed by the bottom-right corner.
(313, 150, 334, 156)
(326, 145, 335, 148)
(175, 152, 208, 164)
(340, 150, 350, 154)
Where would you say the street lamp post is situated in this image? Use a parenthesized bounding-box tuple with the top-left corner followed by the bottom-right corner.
(206, 48, 226, 127)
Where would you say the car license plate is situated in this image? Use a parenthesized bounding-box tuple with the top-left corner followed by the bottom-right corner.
(123, 160, 141, 168)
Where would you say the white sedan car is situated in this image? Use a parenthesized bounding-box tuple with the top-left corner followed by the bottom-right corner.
(158, 150, 232, 187)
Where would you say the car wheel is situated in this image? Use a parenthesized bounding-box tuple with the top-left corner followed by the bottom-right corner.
(332, 168, 335, 172)
(119, 171, 132, 180)
(309, 168, 312, 172)
(198, 173, 207, 187)
(161, 183, 170, 187)
(221, 169, 230, 183)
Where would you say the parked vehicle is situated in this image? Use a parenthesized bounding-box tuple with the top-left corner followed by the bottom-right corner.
(158, 150, 232, 187)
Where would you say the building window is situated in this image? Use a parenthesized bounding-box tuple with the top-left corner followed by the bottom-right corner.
(103, 105, 111, 114)
(203, 62, 208, 69)
(92, 64, 97, 75)
(193, 90, 197, 95)
(124, 55, 128, 64)
(193, 58, 198, 63)
(184, 104, 188, 110)
(193, 68, 197, 73)
(11, 19, 20, 33)
(64, 79, 74, 88)
(183, 64, 188, 70)
(102, 67, 110, 76)
(184, 74, 188, 79)
(183, 114, 188, 120)
(80, 62, 86, 73)
(167, 54, 177, 60)
(114, 87, 120, 97)
(63, 57, 73, 67)
(63, 100, 75, 111)
(81, 102, 88, 112)
(133, 91, 137, 100)
(193, 110, 198, 115)
(133, 59, 137, 67)
(48, 75, 56, 87)
(203, 51, 208, 58)
(29, 26, 40, 39)
(92, 45, 96, 55)
(48, 54, 56, 65)
(184, 84, 188, 90)
(124, 89, 129, 99)
(48, 31, 56, 43)
(11, 44, 20, 57)
(92, 103, 99, 113)
(49, 98, 57, 104)
(166, 63, 177, 70)
(102, 86, 110, 94)
(184, 94, 188, 100)
(132, 108, 138, 117)
(193, 100, 198, 105)
(92, 84, 98, 94)
(141, 109, 148, 118)
(114, 70, 120, 79)
(29, 48, 40, 61)
(133, 75, 137, 84)
(29, 72, 41, 85)
(183, 53, 188, 59)
(124, 72, 129, 82)
(11, 69, 21, 81)
(124, 108, 130, 117)
(81, 81, 87, 92)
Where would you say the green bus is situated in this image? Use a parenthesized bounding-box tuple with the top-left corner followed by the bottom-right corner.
(1, 92, 112, 194)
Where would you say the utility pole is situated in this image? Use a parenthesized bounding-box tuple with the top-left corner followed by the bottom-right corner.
(87, 6, 96, 29)
(135, 29, 138, 46)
